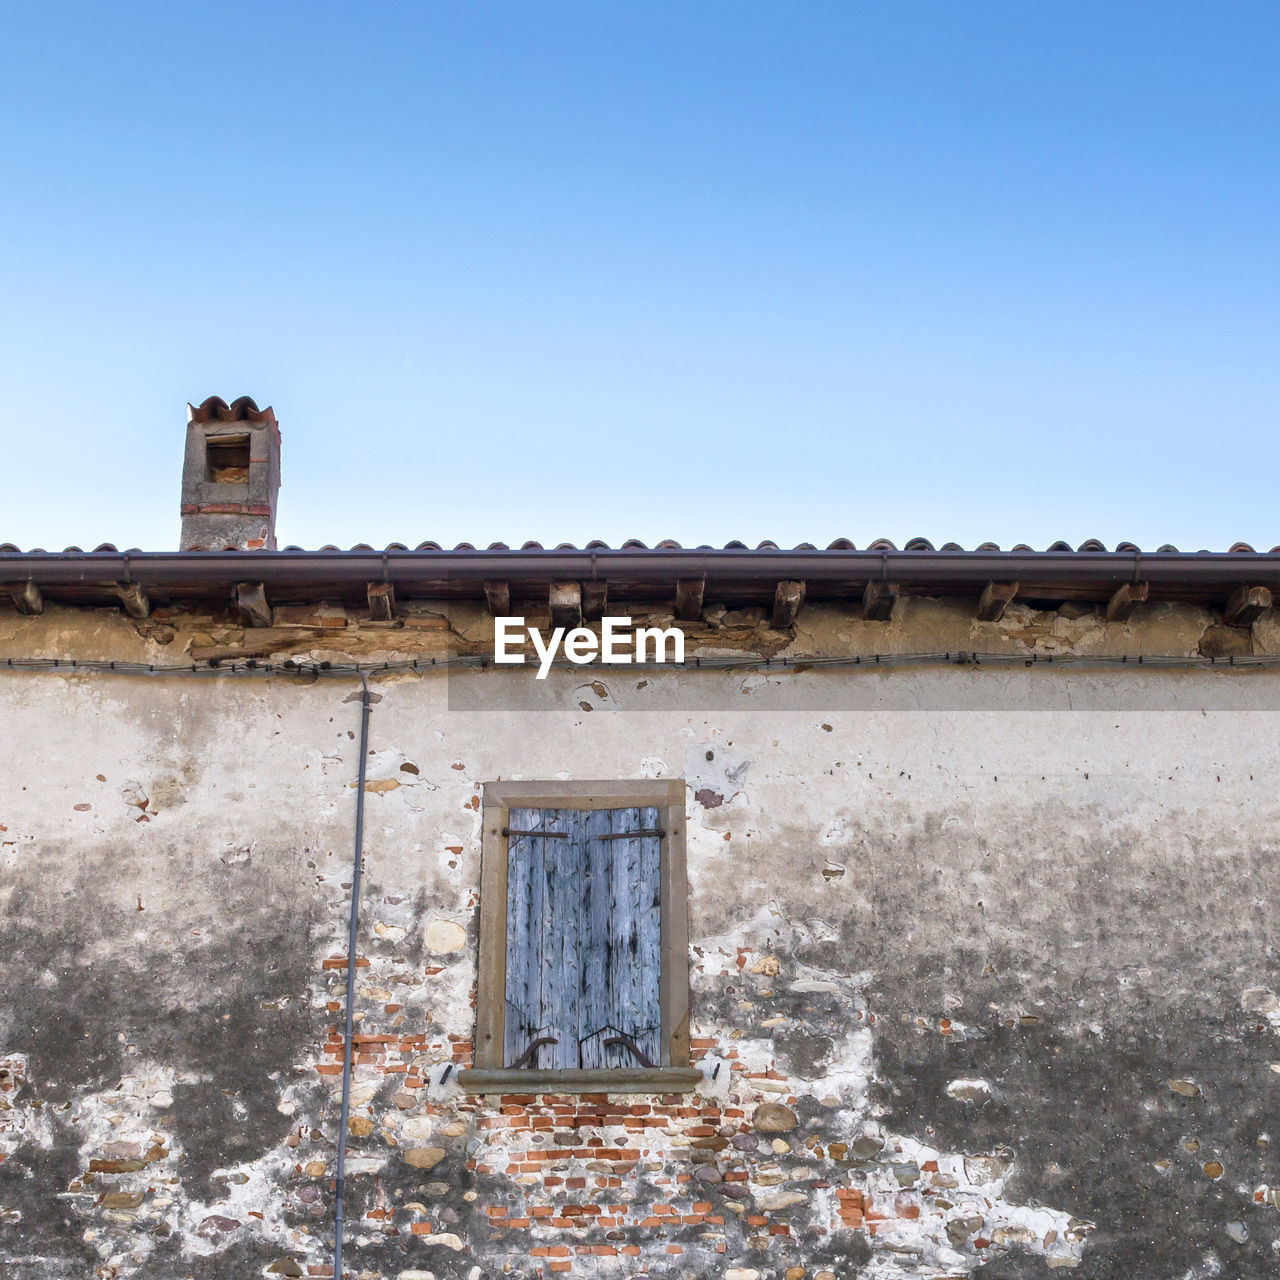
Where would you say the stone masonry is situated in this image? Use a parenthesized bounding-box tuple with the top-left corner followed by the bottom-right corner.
(2, 594, 1280, 1279)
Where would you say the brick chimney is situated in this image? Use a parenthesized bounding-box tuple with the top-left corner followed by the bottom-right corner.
(180, 397, 281, 550)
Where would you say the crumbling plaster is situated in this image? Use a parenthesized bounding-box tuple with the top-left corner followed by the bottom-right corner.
(2, 587, 1273, 669)
(1, 599, 1279, 1277)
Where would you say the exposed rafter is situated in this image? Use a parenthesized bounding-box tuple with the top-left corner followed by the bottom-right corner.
(114, 582, 151, 619)
(862, 580, 898, 621)
(236, 581, 272, 628)
(367, 582, 396, 621)
(1224, 584, 1271, 627)
(483, 580, 510, 617)
(582, 581, 607, 621)
(549, 581, 582, 629)
(1106, 581, 1148, 623)
(771, 580, 805, 628)
(976, 581, 1018, 622)
(674, 576, 705, 623)
(6, 581, 42, 615)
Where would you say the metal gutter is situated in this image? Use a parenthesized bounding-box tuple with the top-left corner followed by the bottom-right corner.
(3, 548, 1280, 589)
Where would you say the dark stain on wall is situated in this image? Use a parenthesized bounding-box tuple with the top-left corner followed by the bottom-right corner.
(871, 989, 1280, 1278)
(0, 849, 323, 1273)
(0, 1116, 101, 1275)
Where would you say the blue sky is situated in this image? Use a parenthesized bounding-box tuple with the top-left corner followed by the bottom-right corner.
(1, 3, 1276, 553)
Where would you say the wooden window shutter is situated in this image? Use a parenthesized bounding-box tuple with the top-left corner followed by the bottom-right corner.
(578, 806, 662, 1068)
(503, 806, 575, 1070)
(503, 805, 662, 1069)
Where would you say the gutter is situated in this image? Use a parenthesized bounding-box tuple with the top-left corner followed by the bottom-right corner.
(3, 548, 1280, 590)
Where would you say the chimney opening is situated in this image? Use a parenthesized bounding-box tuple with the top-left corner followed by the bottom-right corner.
(206, 433, 251, 483)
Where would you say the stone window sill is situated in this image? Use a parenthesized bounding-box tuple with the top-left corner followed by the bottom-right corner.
(458, 1067, 701, 1095)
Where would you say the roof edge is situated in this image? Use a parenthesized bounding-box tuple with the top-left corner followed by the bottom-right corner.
(2, 547, 1280, 589)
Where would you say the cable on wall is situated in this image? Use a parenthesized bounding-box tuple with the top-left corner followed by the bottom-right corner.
(3, 650, 1280, 679)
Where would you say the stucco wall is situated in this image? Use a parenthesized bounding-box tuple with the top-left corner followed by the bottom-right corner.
(2, 604, 1279, 1279)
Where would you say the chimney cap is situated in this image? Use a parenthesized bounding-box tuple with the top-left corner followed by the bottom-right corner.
(187, 395, 277, 426)
(180, 396, 281, 551)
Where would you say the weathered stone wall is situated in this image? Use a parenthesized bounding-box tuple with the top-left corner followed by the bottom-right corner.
(2, 601, 1279, 1279)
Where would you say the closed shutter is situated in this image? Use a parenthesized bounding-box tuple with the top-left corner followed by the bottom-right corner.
(578, 806, 662, 1068)
(503, 806, 573, 1070)
(503, 805, 662, 1069)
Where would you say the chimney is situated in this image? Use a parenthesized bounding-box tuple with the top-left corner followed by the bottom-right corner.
(180, 397, 281, 551)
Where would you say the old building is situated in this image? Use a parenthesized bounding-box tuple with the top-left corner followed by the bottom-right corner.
(3, 396, 1280, 1279)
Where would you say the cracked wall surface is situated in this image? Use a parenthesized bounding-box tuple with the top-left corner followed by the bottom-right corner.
(1, 601, 1279, 1278)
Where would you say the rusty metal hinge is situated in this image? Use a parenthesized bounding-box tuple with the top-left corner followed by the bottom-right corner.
(509, 1035, 559, 1069)
(603, 1033, 657, 1068)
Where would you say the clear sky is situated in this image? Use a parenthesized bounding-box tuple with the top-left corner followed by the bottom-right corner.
(1, 3, 1276, 553)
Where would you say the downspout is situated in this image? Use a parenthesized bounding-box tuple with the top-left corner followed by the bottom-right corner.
(333, 673, 372, 1280)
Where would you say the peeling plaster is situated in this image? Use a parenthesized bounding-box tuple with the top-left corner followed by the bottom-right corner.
(3, 602, 1280, 1275)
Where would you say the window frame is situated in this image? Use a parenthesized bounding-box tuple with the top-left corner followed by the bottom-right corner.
(462, 779, 696, 1095)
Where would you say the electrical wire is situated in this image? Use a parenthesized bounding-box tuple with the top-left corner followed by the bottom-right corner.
(2, 650, 1279, 678)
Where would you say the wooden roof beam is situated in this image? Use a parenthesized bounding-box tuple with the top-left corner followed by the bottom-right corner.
(236, 581, 272, 628)
(367, 581, 396, 621)
(114, 582, 151, 619)
(1106, 581, 1148, 623)
(582, 581, 607, 621)
(1224, 584, 1271, 627)
(976, 581, 1018, 622)
(483, 580, 510, 617)
(549, 581, 582, 629)
(862, 580, 898, 621)
(6, 581, 42, 615)
(771, 580, 805, 628)
(674, 576, 705, 622)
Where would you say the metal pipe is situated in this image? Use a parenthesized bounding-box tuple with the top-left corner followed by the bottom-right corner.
(3, 548, 1280, 589)
(333, 673, 372, 1280)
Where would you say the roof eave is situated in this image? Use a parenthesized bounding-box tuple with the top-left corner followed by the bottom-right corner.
(2, 547, 1279, 593)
